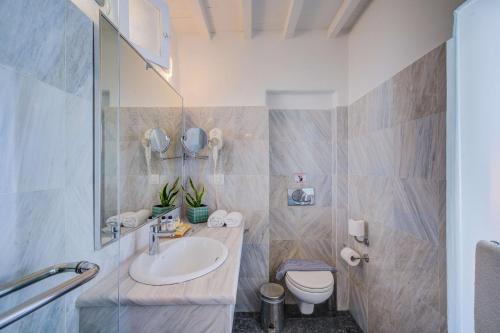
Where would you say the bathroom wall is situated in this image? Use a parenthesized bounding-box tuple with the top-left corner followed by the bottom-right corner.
(346, 45, 446, 332)
(183, 107, 270, 311)
(347, 0, 463, 103)
(116, 107, 183, 219)
(175, 31, 348, 107)
(268, 110, 335, 292)
(0, 2, 176, 332)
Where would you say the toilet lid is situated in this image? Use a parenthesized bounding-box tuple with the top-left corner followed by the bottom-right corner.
(286, 271, 334, 290)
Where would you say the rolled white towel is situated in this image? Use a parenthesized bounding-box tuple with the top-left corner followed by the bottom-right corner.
(224, 212, 243, 228)
(106, 212, 135, 227)
(105, 209, 151, 229)
(123, 209, 150, 228)
(208, 210, 228, 228)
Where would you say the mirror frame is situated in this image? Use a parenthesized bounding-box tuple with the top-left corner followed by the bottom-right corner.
(93, 12, 183, 250)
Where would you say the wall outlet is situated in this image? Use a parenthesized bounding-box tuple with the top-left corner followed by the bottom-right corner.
(211, 174, 225, 185)
(149, 174, 160, 185)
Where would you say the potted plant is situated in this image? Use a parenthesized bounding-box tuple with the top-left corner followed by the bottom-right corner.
(152, 177, 180, 217)
(183, 177, 208, 224)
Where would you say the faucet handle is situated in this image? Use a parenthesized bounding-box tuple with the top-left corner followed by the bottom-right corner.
(150, 224, 161, 233)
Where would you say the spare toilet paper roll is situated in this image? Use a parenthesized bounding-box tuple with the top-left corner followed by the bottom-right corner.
(340, 247, 361, 267)
(348, 219, 365, 237)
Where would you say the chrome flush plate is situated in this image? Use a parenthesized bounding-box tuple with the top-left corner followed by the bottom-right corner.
(287, 188, 315, 206)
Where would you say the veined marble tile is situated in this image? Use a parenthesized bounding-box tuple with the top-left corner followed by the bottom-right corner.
(391, 44, 446, 125)
(185, 106, 268, 141)
(65, 1, 93, 99)
(395, 112, 446, 180)
(349, 280, 368, 332)
(348, 127, 395, 177)
(65, 94, 93, 187)
(0, 0, 65, 89)
(270, 109, 333, 143)
(0, 190, 66, 286)
(270, 206, 332, 241)
(221, 139, 269, 175)
(270, 110, 303, 143)
(393, 178, 445, 245)
(348, 81, 393, 140)
(270, 140, 332, 176)
(348, 175, 394, 225)
(241, 209, 269, 245)
(236, 277, 265, 312)
(239, 244, 269, 280)
(0, 64, 66, 194)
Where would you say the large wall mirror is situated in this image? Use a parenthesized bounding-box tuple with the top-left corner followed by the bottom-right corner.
(95, 14, 183, 249)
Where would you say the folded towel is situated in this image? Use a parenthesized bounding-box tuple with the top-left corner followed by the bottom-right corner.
(475, 240, 500, 332)
(125, 209, 150, 228)
(208, 210, 228, 228)
(224, 211, 243, 228)
(275, 259, 337, 281)
(105, 209, 151, 229)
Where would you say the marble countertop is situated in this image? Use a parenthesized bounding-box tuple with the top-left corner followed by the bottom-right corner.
(76, 223, 244, 307)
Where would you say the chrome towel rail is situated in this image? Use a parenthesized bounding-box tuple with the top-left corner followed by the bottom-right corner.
(0, 261, 99, 329)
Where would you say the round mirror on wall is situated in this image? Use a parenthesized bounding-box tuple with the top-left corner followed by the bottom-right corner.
(182, 128, 208, 156)
(149, 127, 171, 154)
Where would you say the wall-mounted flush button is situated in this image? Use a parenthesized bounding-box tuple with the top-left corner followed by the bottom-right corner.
(287, 188, 315, 206)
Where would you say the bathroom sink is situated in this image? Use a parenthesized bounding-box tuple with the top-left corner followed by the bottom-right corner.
(129, 236, 228, 285)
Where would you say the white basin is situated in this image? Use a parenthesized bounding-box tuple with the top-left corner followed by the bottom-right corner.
(129, 236, 228, 285)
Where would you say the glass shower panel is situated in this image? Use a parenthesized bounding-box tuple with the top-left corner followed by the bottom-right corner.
(117, 29, 183, 331)
(0, 1, 120, 333)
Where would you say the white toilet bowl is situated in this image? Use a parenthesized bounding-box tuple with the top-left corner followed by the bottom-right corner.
(284, 271, 334, 315)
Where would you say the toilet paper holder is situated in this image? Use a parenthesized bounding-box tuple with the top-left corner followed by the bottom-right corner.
(351, 254, 370, 263)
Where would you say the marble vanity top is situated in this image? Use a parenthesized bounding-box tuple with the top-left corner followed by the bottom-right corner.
(76, 223, 244, 307)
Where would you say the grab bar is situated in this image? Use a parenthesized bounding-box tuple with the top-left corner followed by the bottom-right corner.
(0, 261, 99, 329)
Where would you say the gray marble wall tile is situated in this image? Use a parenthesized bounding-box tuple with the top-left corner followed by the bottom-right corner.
(348, 81, 393, 140)
(348, 128, 394, 176)
(185, 106, 269, 312)
(270, 109, 333, 143)
(65, 1, 93, 99)
(0, 64, 66, 194)
(348, 175, 394, 225)
(65, 95, 93, 186)
(391, 44, 446, 125)
(270, 207, 332, 241)
(0, 0, 66, 89)
(393, 178, 445, 245)
(221, 140, 269, 175)
(395, 112, 446, 180)
(270, 140, 332, 175)
(346, 44, 447, 332)
(349, 281, 368, 332)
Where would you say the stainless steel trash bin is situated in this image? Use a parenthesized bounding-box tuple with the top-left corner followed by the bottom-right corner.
(260, 283, 285, 332)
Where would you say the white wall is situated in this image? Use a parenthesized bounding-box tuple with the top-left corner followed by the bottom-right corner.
(347, 0, 463, 103)
(175, 31, 348, 107)
(449, 0, 500, 331)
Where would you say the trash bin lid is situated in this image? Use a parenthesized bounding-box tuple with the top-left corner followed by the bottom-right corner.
(260, 283, 285, 301)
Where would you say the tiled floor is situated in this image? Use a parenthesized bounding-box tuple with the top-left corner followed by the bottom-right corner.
(232, 308, 363, 333)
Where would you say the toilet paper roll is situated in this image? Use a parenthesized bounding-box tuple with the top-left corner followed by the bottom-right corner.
(348, 219, 365, 237)
(340, 247, 361, 267)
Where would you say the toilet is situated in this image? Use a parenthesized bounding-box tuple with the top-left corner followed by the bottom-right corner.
(284, 270, 334, 315)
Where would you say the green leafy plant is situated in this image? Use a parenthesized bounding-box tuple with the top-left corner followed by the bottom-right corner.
(183, 177, 205, 208)
(159, 177, 180, 207)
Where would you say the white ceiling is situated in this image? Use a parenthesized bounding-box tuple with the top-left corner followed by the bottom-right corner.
(166, 0, 367, 38)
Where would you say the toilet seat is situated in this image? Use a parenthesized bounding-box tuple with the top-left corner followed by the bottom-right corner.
(285, 271, 334, 293)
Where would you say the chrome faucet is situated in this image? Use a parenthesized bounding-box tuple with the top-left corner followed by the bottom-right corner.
(148, 223, 176, 255)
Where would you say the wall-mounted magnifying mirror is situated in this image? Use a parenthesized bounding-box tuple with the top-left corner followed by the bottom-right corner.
(182, 128, 207, 156)
(148, 128, 171, 156)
